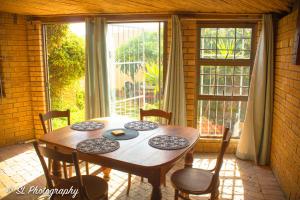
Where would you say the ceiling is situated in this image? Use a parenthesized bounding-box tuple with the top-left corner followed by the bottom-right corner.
(0, 0, 296, 16)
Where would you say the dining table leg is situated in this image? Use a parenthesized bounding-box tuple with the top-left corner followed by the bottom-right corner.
(52, 160, 63, 178)
(184, 148, 194, 168)
(151, 185, 162, 200)
(102, 167, 112, 182)
(148, 174, 162, 200)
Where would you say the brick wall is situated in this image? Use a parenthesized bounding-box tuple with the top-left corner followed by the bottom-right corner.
(0, 12, 45, 146)
(271, 10, 300, 200)
(27, 21, 47, 139)
(181, 20, 197, 127)
(167, 19, 197, 128)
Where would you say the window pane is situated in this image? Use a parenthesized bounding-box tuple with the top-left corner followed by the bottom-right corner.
(46, 23, 86, 130)
(201, 49, 216, 58)
(201, 38, 216, 49)
(236, 28, 252, 38)
(224, 86, 233, 96)
(198, 26, 253, 138)
(202, 65, 215, 74)
(218, 28, 235, 37)
(217, 75, 225, 85)
(226, 66, 234, 75)
(201, 28, 217, 37)
(107, 23, 164, 119)
(217, 38, 235, 59)
(236, 39, 251, 50)
(199, 66, 250, 97)
(197, 100, 247, 137)
(242, 76, 250, 86)
(235, 50, 251, 59)
(217, 86, 225, 95)
(242, 88, 249, 96)
(200, 27, 252, 60)
(234, 76, 241, 86)
(217, 49, 234, 59)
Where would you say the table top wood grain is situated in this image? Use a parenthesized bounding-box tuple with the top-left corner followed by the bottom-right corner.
(39, 116, 199, 169)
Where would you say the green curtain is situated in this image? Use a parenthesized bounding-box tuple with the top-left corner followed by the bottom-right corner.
(85, 17, 110, 119)
(236, 14, 274, 165)
(163, 15, 187, 126)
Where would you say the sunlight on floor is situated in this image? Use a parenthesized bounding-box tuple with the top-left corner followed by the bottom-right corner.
(0, 144, 285, 200)
(190, 157, 245, 200)
(0, 147, 44, 198)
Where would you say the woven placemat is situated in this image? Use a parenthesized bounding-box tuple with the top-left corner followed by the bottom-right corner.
(76, 137, 119, 154)
(71, 121, 104, 131)
(148, 135, 190, 150)
(124, 121, 159, 131)
(103, 128, 139, 140)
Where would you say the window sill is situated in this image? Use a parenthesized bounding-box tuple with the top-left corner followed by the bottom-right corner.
(194, 138, 239, 153)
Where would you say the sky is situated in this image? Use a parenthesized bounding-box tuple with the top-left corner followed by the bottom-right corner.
(69, 23, 85, 37)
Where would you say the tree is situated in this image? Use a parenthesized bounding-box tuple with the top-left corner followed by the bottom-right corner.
(47, 25, 85, 101)
(115, 31, 162, 79)
(145, 63, 161, 95)
(46, 24, 86, 127)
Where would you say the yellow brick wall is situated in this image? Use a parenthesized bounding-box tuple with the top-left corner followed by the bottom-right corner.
(0, 12, 45, 146)
(166, 19, 197, 128)
(181, 20, 197, 128)
(271, 10, 300, 200)
(27, 21, 47, 139)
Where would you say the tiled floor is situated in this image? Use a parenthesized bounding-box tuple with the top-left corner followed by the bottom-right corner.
(0, 144, 285, 200)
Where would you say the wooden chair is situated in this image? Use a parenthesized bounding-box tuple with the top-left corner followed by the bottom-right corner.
(140, 108, 172, 125)
(39, 110, 71, 134)
(33, 141, 108, 200)
(170, 128, 232, 200)
(39, 110, 89, 178)
(126, 108, 172, 195)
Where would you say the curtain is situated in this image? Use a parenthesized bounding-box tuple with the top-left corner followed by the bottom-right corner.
(85, 17, 110, 119)
(236, 14, 274, 165)
(163, 15, 187, 126)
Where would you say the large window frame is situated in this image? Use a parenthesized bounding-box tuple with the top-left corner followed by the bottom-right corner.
(106, 21, 168, 118)
(196, 22, 257, 138)
(42, 20, 168, 122)
(107, 20, 168, 85)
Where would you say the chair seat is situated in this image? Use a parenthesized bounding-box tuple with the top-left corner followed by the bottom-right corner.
(171, 168, 213, 194)
(54, 175, 108, 200)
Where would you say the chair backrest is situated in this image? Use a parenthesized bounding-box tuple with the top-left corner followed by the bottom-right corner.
(33, 141, 85, 198)
(211, 128, 232, 186)
(140, 108, 172, 125)
(39, 109, 70, 134)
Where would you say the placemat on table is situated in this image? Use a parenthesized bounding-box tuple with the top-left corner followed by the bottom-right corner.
(148, 135, 189, 150)
(71, 121, 104, 131)
(124, 121, 159, 131)
(76, 137, 119, 154)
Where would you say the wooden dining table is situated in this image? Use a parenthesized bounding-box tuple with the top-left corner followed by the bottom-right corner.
(39, 116, 199, 200)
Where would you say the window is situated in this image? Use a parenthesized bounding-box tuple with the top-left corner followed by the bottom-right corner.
(43, 23, 86, 129)
(197, 24, 255, 137)
(107, 22, 165, 119)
